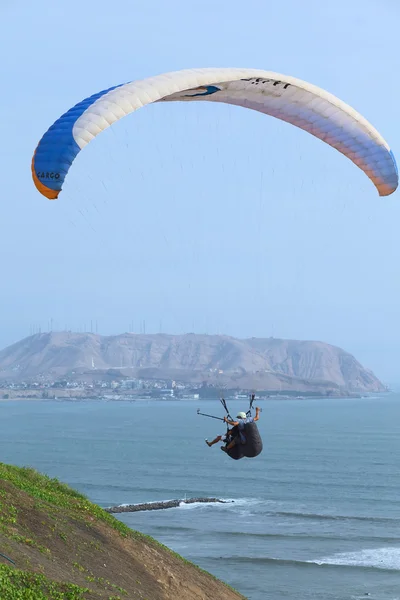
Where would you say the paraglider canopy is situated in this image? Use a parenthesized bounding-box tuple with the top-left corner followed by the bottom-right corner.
(32, 67, 398, 200)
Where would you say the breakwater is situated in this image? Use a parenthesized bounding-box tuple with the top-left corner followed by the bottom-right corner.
(105, 497, 231, 513)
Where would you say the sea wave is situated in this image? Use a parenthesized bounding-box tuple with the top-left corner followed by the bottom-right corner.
(316, 547, 400, 571)
(210, 550, 400, 572)
(206, 530, 400, 543)
(149, 525, 400, 544)
(271, 510, 399, 524)
(108, 496, 400, 527)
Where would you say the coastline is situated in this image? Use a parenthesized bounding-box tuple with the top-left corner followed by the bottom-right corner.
(0, 390, 383, 402)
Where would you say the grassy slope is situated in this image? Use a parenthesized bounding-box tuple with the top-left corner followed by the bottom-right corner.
(0, 463, 245, 600)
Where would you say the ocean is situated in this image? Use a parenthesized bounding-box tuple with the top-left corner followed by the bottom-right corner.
(0, 395, 399, 599)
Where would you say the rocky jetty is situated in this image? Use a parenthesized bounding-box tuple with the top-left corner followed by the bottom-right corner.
(105, 497, 231, 513)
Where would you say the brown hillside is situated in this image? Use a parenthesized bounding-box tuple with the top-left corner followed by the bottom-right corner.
(0, 463, 244, 600)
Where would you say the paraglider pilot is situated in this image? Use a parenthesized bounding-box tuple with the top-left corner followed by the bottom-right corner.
(221, 405, 261, 452)
(205, 397, 261, 451)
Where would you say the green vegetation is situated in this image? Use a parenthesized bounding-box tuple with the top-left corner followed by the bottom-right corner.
(0, 462, 244, 599)
(0, 463, 131, 537)
(0, 462, 214, 559)
(0, 563, 89, 599)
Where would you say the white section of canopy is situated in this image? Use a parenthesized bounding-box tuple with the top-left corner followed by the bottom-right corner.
(72, 68, 398, 196)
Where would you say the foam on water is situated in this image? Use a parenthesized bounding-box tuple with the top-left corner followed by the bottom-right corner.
(177, 497, 262, 510)
(178, 501, 213, 509)
(223, 497, 264, 507)
(315, 547, 400, 571)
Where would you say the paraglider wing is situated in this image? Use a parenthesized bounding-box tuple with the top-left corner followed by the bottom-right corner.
(32, 68, 398, 199)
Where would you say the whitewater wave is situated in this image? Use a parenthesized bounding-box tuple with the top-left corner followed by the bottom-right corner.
(178, 501, 219, 510)
(177, 497, 263, 510)
(315, 547, 400, 571)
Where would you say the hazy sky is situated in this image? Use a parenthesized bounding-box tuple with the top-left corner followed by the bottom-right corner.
(1, 0, 399, 380)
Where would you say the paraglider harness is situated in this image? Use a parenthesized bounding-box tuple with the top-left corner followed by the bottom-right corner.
(197, 394, 257, 448)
